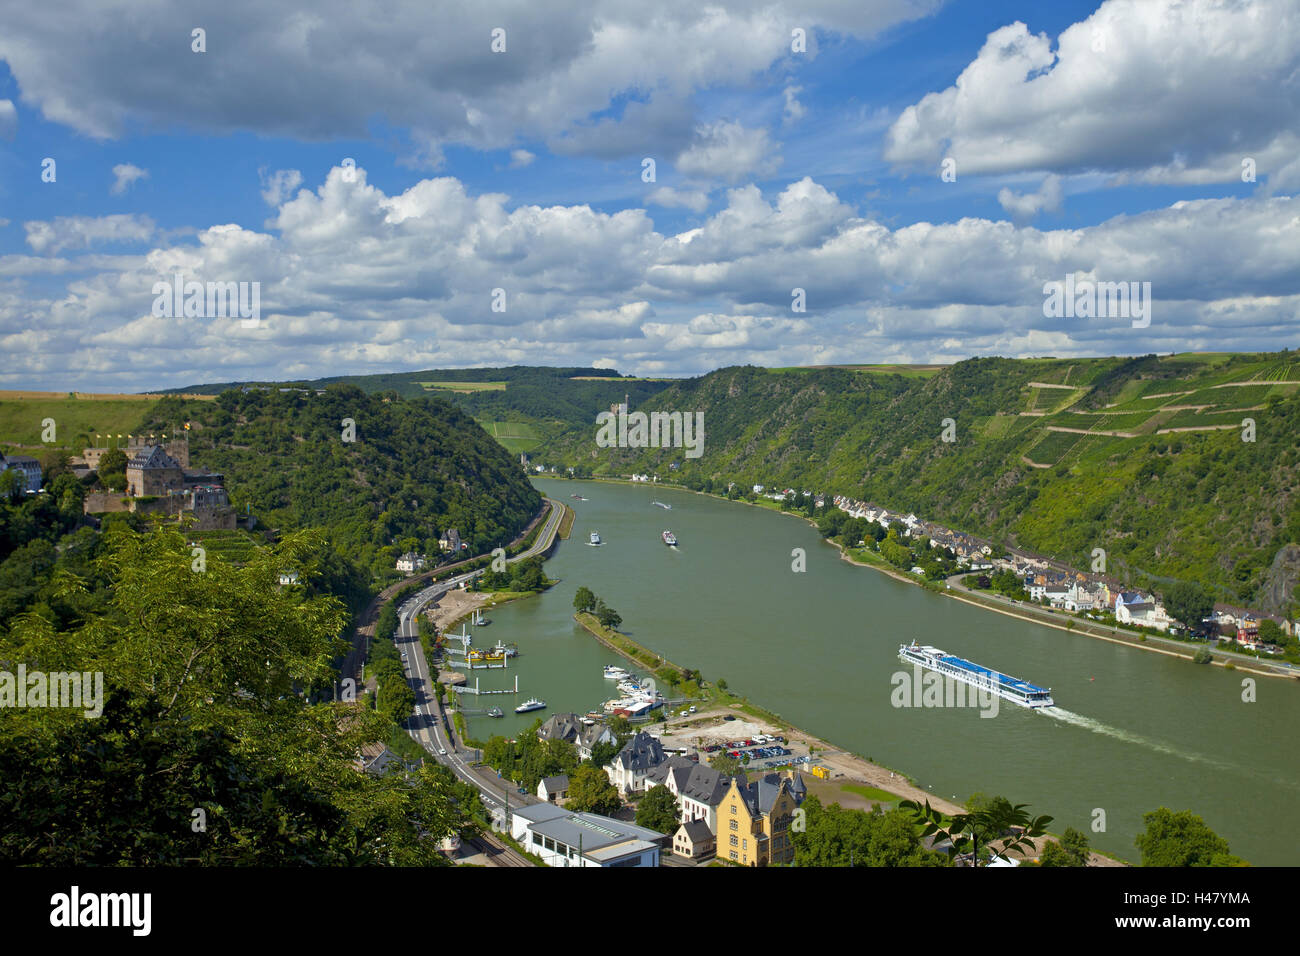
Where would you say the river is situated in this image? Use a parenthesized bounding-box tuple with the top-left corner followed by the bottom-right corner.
(460, 478, 1299, 865)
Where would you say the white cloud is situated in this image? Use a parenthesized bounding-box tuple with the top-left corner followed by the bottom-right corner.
(646, 186, 710, 213)
(0, 99, 15, 138)
(259, 168, 304, 206)
(676, 121, 781, 182)
(885, 0, 1300, 184)
(110, 163, 148, 195)
(782, 85, 805, 125)
(24, 214, 156, 254)
(0, 1, 937, 156)
(998, 174, 1063, 220)
(508, 149, 535, 169)
(5, 169, 1300, 387)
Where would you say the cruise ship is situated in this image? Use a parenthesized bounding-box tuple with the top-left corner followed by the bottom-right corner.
(514, 697, 547, 714)
(662, 530, 677, 547)
(898, 641, 1055, 708)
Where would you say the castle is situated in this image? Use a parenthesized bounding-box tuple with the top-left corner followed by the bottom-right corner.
(81, 434, 236, 530)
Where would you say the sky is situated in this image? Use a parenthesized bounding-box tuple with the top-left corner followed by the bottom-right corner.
(0, 0, 1297, 391)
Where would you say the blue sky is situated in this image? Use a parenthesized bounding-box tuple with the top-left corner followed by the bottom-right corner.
(0, 0, 1296, 390)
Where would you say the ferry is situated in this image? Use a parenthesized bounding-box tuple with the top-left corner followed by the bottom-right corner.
(603, 665, 629, 680)
(662, 530, 677, 547)
(898, 641, 1055, 708)
(514, 697, 547, 714)
(487, 707, 504, 718)
(589, 531, 602, 546)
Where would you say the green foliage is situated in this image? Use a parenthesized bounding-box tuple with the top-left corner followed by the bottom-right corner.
(900, 796, 1052, 866)
(573, 585, 597, 613)
(0, 525, 470, 865)
(96, 447, 128, 491)
(541, 355, 1300, 611)
(1039, 827, 1091, 866)
(709, 753, 742, 776)
(791, 795, 946, 867)
(142, 385, 541, 586)
(1134, 808, 1246, 866)
(635, 785, 681, 834)
(1162, 580, 1215, 630)
(480, 725, 579, 793)
(565, 764, 622, 816)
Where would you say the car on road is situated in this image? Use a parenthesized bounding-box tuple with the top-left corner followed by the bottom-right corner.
(688, 706, 696, 713)
(400, 652, 408, 660)
(438, 748, 447, 756)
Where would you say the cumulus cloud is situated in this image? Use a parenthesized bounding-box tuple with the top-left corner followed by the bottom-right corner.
(885, 0, 1300, 184)
(110, 163, 148, 195)
(0, 1, 937, 156)
(24, 214, 156, 254)
(998, 174, 1063, 220)
(508, 149, 535, 169)
(259, 168, 304, 206)
(4, 168, 1299, 388)
(0, 99, 15, 138)
(676, 121, 781, 182)
(646, 186, 711, 213)
(782, 85, 805, 125)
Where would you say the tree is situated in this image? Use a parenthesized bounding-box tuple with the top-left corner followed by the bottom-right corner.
(635, 785, 680, 834)
(1134, 808, 1245, 867)
(1162, 581, 1215, 632)
(0, 525, 467, 865)
(96, 447, 128, 492)
(900, 797, 1052, 866)
(566, 764, 622, 815)
(1257, 618, 1283, 645)
(573, 586, 597, 613)
(1039, 828, 1090, 866)
(709, 753, 742, 776)
(586, 740, 620, 768)
(791, 795, 946, 867)
(596, 604, 622, 630)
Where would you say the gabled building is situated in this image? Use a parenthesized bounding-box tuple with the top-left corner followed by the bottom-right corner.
(605, 730, 667, 795)
(716, 771, 806, 867)
(0, 453, 42, 494)
(438, 529, 462, 553)
(644, 756, 731, 833)
(538, 712, 617, 760)
(537, 775, 570, 804)
(673, 819, 716, 860)
(396, 551, 427, 574)
(126, 444, 184, 497)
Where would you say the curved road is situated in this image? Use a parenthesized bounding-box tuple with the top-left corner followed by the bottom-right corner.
(391, 496, 566, 865)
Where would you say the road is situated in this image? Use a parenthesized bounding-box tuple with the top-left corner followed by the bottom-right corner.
(390, 496, 566, 866)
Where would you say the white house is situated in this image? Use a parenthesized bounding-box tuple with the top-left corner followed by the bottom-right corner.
(396, 551, 426, 574)
(643, 756, 732, 833)
(537, 774, 570, 804)
(605, 731, 667, 795)
(510, 803, 663, 867)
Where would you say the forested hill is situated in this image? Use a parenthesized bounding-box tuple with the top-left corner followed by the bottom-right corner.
(159, 366, 675, 426)
(146, 385, 541, 579)
(541, 353, 1300, 613)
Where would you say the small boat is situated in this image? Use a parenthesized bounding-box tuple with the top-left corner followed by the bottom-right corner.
(571, 494, 588, 500)
(662, 530, 677, 547)
(652, 500, 671, 510)
(515, 697, 547, 714)
(603, 664, 629, 679)
(491, 640, 518, 657)
(471, 608, 489, 626)
(487, 707, 504, 718)
(589, 531, 602, 546)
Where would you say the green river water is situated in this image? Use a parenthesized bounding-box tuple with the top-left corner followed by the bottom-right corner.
(459, 478, 1299, 865)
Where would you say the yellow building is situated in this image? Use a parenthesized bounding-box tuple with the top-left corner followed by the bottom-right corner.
(717, 770, 805, 866)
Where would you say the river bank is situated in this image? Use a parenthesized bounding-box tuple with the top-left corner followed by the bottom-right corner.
(555, 476, 1294, 681)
